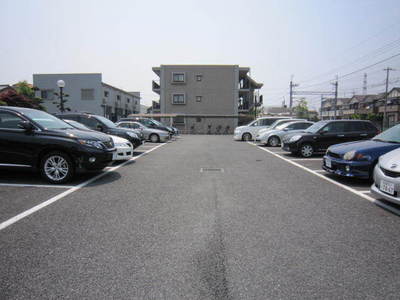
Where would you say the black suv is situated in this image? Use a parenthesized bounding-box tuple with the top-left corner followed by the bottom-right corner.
(0, 107, 115, 183)
(57, 113, 143, 148)
(119, 117, 174, 135)
(281, 120, 378, 157)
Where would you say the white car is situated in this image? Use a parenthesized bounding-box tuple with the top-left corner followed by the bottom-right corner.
(256, 119, 308, 142)
(110, 135, 133, 161)
(62, 119, 133, 161)
(233, 117, 290, 141)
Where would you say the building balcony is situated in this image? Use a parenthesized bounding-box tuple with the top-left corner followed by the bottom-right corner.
(342, 109, 355, 115)
(379, 105, 400, 113)
(152, 80, 160, 94)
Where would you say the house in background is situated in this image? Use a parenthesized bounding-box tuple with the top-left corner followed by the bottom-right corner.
(151, 65, 263, 134)
(33, 73, 140, 121)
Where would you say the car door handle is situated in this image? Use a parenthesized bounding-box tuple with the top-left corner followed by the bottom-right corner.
(337, 134, 345, 137)
(360, 133, 368, 136)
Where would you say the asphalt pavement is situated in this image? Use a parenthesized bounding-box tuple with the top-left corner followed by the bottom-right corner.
(1, 135, 400, 299)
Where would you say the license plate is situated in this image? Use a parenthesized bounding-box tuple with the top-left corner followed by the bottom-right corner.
(380, 180, 395, 195)
(325, 158, 332, 168)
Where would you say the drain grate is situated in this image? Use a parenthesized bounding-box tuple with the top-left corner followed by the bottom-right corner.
(200, 168, 224, 173)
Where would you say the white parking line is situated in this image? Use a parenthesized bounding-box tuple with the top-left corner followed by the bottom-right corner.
(0, 183, 74, 189)
(0, 143, 167, 231)
(311, 170, 326, 173)
(290, 158, 323, 161)
(248, 142, 400, 216)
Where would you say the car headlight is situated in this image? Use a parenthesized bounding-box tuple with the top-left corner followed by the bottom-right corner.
(126, 132, 138, 138)
(343, 150, 356, 160)
(78, 139, 104, 149)
(289, 135, 302, 143)
(343, 150, 371, 161)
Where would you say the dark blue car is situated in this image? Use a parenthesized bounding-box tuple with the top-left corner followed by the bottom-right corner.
(322, 124, 400, 179)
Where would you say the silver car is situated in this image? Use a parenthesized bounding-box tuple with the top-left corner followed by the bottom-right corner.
(371, 147, 400, 204)
(116, 121, 169, 143)
(259, 121, 314, 146)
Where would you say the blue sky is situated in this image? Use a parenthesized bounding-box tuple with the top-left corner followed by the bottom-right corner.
(1, 0, 399, 109)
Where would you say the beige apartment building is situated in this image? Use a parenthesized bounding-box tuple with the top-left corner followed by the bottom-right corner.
(151, 65, 263, 134)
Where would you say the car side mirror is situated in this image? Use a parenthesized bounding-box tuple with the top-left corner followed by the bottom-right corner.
(319, 129, 328, 135)
(18, 120, 34, 132)
(96, 124, 104, 132)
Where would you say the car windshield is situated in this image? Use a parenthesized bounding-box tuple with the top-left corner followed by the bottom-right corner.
(271, 119, 292, 129)
(276, 123, 291, 130)
(151, 119, 163, 126)
(96, 115, 117, 128)
(64, 119, 91, 130)
(23, 110, 74, 130)
(372, 124, 400, 143)
(305, 121, 328, 133)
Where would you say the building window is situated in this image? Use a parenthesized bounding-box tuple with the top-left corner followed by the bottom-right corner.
(117, 95, 121, 100)
(81, 89, 94, 100)
(104, 91, 109, 97)
(172, 93, 185, 104)
(196, 117, 201, 122)
(127, 98, 130, 103)
(172, 72, 185, 83)
(41, 89, 54, 100)
(173, 116, 185, 124)
(196, 74, 202, 81)
(196, 96, 202, 102)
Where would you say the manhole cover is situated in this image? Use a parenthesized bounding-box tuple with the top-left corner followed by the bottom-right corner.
(200, 168, 224, 173)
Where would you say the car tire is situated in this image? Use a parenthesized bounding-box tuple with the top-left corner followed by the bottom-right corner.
(150, 133, 160, 143)
(242, 133, 252, 141)
(40, 151, 74, 184)
(300, 143, 314, 158)
(268, 136, 280, 147)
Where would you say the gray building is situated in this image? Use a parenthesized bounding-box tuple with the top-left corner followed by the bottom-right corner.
(33, 73, 140, 121)
(151, 65, 262, 134)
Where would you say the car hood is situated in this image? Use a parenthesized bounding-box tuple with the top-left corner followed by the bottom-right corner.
(235, 126, 249, 131)
(147, 128, 169, 135)
(45, 128, 111, 142)
(260, 128, 278, 137)
(109, 135, 130, 144)
(329, 140, 400, 157)
(380, 148, 400, 172)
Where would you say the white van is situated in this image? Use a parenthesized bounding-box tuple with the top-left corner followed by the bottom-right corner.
(233, 117, 291, 141)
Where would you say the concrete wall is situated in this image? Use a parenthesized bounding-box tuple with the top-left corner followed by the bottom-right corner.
(33, 73, 103, 115)
(160, 65, 238, 115)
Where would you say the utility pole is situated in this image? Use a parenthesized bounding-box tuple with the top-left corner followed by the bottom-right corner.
(320, 94, 323, 120)
(363, 73, 367, 95)
(289, 76, 298, 116)
(331, 76, 338, 120)
(383, 67, 395, 129)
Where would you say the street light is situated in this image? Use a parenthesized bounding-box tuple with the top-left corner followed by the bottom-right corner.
(57, 80, 65, 113)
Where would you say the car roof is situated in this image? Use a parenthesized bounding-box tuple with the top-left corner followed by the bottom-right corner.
(0, 106, 39, 113)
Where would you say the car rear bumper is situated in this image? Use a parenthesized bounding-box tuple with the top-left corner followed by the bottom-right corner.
(322, 155, 371, 179)
(233, 133, 242, 141)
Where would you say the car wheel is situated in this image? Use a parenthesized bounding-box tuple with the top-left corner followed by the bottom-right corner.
(40, 151, 74, 184)
(150, 133, 160, 143)
(242, 133, 252, 141)
(300, 144, 314, 158)
(268, 136, 280, 147)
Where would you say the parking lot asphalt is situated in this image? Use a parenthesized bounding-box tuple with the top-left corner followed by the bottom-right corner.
(1, 135, 400, 299)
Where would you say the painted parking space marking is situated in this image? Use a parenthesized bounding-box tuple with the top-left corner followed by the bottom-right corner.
(0, 143, 167, 231)
(0, 183, 74, 189)
(248, 142, 400, 217)
(289, 158, 324, 161)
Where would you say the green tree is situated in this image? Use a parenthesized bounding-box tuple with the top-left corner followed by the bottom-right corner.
(294, 98, 308, 119)
(14, 81, 46, 111)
